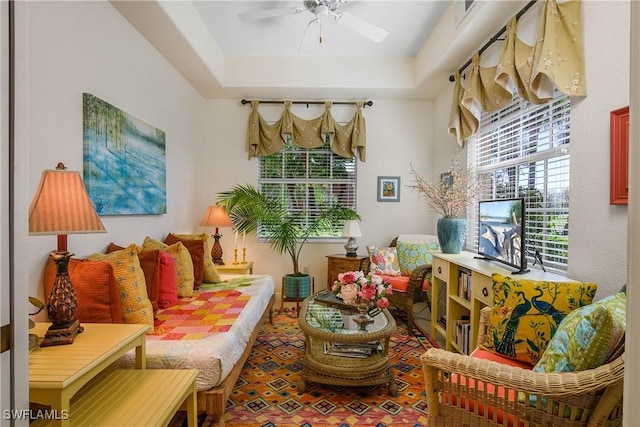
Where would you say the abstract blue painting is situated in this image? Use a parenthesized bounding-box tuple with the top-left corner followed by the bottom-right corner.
(83, 93, 166, 215)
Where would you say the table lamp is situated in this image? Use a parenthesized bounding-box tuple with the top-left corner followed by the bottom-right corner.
(199, 205, 233, 265)
(28, 163, 106, 346)
(342, 220, 362, 257)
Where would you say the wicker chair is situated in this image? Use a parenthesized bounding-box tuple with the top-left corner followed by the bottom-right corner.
(385, 235, 435, 336)
(420, 307, 625, 427)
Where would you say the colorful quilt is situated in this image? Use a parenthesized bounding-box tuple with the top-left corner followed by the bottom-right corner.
(115, 274, 275, 390)
(150, 289, 251, 340)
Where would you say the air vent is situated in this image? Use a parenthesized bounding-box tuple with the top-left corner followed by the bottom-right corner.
(455, 0, 476, 26)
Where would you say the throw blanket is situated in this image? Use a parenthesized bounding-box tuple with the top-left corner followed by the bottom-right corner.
(150, 289, 251, 340)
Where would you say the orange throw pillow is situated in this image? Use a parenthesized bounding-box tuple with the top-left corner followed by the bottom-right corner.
(44, 257, 124, 324)
(106, 243, 161, 313)
(164, 233, 205, 289)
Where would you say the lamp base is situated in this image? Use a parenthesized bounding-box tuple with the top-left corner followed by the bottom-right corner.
(40, 319, 83, 347)
(42, 251, 83, 346)
(211, 234, 225, 265)
(344, 237, 359, 257)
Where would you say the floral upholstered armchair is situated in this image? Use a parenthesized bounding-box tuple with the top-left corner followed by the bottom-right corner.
(367, 234, 439, 336)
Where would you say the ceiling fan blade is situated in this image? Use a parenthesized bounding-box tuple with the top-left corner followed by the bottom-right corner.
(238, 7, 304, 22)
(333, 11, 389, 43)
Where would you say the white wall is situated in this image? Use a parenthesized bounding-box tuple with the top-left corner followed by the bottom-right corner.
(201, 99, 435, 291)
(568, 1, 629, 297)
(16, 0, 207, 304)
(430, 1, 630, 299)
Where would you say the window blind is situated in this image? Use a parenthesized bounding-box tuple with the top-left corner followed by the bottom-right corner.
(258, 134, 357, 240)
(468, 94, 571, 273)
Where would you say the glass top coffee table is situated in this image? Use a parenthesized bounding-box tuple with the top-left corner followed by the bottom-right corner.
(297, 291, 398, 396)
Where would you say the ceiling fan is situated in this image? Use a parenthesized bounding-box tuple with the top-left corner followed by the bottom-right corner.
(238, 0, 389, 45)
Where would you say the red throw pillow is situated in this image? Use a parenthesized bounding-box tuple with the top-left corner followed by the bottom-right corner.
(157, 251, 179, 309)
(164, 233, 205, 289)
(106, 243, 161, 313)
(44, 257, 124, 324)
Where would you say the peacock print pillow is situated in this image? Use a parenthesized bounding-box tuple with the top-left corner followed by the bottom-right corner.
(481, 273, 597, 365)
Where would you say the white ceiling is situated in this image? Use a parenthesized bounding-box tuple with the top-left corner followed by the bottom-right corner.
(191, 1, 448, 58)
(111, 1, 527, 100)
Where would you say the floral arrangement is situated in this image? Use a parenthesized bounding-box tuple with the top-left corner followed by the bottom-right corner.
(408, 151, 482, 219)
(332, 270, 392, 309)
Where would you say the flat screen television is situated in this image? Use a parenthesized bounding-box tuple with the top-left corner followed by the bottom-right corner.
(477, 197, 529, 274)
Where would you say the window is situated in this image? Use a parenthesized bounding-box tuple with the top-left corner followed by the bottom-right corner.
(467, 93, 571, 273)
(258, 135, 357, 240)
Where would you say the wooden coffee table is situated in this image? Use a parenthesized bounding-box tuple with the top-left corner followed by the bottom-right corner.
(297, 292, 398, 396)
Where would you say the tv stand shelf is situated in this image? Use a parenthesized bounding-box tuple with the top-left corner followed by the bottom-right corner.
(431, 251, 573, 354)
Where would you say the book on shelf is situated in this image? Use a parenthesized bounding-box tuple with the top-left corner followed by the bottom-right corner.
(454, 317, 470, 354)
(438, 315, 447, 329)
(462, 322, 470, 355)
(323, 341, 382, 358)
(458, 267, 472, 301)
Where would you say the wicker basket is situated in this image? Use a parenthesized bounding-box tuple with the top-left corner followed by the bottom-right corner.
(420, 307, 624, 427)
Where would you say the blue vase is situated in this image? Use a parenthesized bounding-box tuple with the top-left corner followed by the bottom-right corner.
(437, 218, 467, 254)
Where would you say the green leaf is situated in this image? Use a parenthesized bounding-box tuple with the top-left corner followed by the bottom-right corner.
(29, 296, 45, 316)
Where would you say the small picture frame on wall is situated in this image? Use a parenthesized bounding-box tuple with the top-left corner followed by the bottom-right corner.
(377, 176, 400, 202)
(440, 172, 453, 188)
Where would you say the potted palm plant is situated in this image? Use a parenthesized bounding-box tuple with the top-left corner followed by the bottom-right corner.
(216, 184, 360, 299)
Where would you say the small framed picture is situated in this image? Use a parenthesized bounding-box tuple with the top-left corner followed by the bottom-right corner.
(440, 172, 453, 188)
(377, 176, 400, 202)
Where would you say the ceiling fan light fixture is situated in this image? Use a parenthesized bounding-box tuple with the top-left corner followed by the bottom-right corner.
(315, 5, 329, 19)
(241, 0, 389, 47)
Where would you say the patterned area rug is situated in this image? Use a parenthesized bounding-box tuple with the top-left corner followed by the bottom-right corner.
(170, 310, 438, 427)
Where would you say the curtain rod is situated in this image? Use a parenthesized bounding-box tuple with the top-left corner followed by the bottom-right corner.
(240, 99, 373, 108)
(448, 0, 538, 82)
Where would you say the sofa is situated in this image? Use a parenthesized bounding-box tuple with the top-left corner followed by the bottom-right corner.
(43, 234, 275, 426)
(421, 275, 626, 427)
(116, 274, 274, 426)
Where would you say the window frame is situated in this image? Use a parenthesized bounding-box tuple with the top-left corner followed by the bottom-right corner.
(257, 134, 358, 242)
(467, 93, 571, 274)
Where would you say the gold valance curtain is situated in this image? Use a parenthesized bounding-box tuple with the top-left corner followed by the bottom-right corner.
(247, 101, 367, 161)
(448, 0, 586, 146)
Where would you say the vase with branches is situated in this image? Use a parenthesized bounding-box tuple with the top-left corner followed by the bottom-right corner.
(409, 152, 481, 253)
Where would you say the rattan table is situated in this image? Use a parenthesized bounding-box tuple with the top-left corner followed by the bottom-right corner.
(297, 292, 398, 396)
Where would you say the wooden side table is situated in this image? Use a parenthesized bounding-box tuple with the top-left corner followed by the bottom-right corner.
(29, 323, 198, 427)
(216, 261, 254, 274)
(326, 254, 370, 289)
(29, 323, 148, 427)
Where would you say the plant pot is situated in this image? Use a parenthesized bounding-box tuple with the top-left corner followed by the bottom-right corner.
(437, 217, 468, 254)
(283, 274, 313, 299)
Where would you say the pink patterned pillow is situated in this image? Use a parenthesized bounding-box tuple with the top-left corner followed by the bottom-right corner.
(367, 246, 401, 276)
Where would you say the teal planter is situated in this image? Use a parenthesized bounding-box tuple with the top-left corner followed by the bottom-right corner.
(437, 218, 468, 254)
(283, 274, 312, 299)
